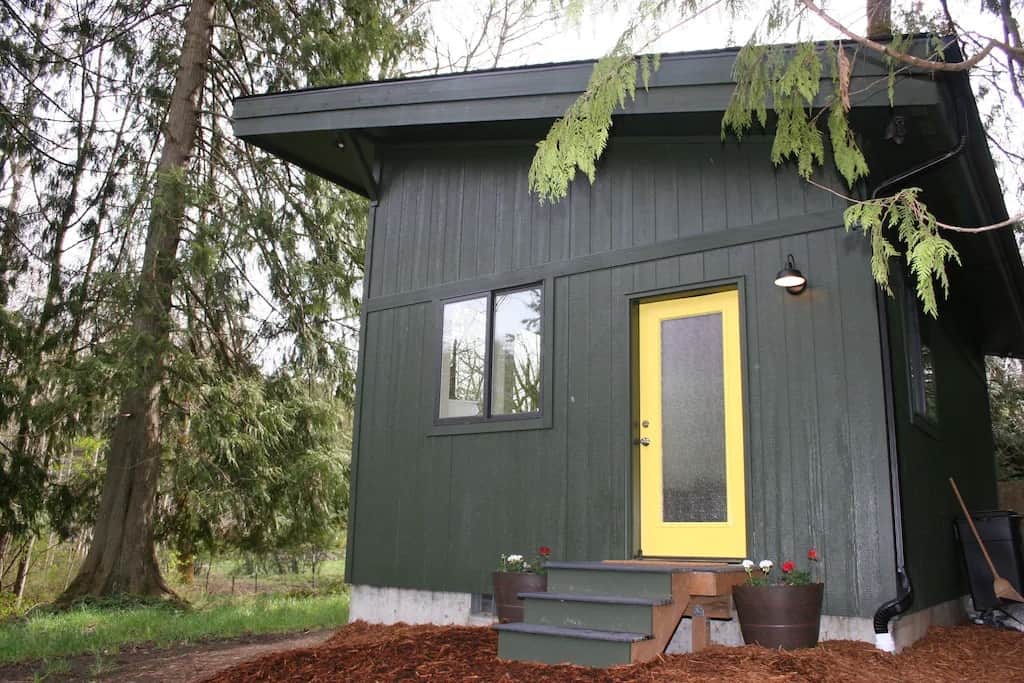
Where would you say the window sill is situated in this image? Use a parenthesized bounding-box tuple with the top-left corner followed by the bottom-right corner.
(428, 415, 551, 436)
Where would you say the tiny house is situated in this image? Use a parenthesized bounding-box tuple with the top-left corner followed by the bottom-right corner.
(233, 38, 1024, 659)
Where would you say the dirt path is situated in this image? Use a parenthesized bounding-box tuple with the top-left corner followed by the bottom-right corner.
(0, 629, 335, 682)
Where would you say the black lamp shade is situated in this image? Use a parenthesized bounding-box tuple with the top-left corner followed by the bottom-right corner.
(774, 255, 807, 294)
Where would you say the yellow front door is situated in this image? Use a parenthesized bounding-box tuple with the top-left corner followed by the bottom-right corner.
(638, 289, 746, 558)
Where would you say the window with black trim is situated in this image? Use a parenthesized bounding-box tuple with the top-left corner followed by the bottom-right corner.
(438, 285, 542, 421)
(905, 285, 938, 425)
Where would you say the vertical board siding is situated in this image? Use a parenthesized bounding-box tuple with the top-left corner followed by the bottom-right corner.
(805, 230, 857, 614)
(350, 139, 893, 616)
(780, 235, 819, 591)
(476, 163, 497, 278)
(835, 229, 898, 614)
(888, 275, 998, 612)
(752, 240, 789, 580)
(372, 141, 846, 298)
(564, 273, 592, 560)
(493, 161, 516, 275)
(458, 153, 480, 282)
(441, 161, 463, 285)
(425, 165, 445, 288)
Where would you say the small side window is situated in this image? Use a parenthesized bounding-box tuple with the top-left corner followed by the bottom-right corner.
(437, 284, 543, 422)
(905, 286, 938, 426)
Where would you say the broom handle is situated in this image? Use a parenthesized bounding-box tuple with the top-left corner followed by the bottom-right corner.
(949, 477, 1000, 578)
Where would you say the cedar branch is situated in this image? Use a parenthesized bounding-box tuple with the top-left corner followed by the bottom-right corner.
(800, 0, 996, 72)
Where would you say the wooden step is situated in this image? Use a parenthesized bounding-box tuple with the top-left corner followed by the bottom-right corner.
(519, 591, 669, 635)
(518, 591, 672, 606)
(545, 563, 678, 600)
(496, 560, 746, 667)
(545, 560, 742, 573)
(494, 622, 650, 667)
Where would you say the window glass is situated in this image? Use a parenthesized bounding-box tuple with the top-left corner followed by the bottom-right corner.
(906, 284, 938, 424)
(490, 287, 543, 415)
(439, 297, 487, 418)
(660, 313, 726, 522)
(916, 311, 938, 421)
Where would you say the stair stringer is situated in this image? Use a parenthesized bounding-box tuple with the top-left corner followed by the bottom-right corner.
(629, 571, 690, 662)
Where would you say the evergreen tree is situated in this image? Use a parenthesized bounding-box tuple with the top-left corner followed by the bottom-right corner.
(988, 357, 1024, 481)
(0, 0, 424, 602)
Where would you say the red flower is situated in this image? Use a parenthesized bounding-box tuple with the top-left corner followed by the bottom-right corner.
(539, 546, 551, 557)
(782, 560, 795, 573)
(808, 548, 818, 561)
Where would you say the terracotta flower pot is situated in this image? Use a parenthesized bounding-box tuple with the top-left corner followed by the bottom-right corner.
(732, 583, 824, 649)
(492, 571, 547, 623)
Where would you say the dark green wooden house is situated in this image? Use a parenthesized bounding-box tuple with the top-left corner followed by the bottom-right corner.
(233, 38, 1024, 663)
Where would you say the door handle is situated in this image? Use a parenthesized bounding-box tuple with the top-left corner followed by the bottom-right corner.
(639, 437, 651, 447)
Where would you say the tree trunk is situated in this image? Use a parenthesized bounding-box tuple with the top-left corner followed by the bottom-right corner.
(0, 533, 9, 591)
(58, 0, 216, 603)
(866, 0, 892, 39)
(14, 537, 34, 606)
(0, 157, 26, 306)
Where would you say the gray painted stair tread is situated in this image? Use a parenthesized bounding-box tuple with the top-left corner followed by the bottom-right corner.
(493, 622, 650, 642)
(545, 560, 745, 574)
(517, 591, 671, 606)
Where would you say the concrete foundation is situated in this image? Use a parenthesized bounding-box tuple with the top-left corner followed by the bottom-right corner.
(667, 596, 967, 653)
(349, 584, 475, 625)
(890, 596, 968, 651)
(350, 584, 966, 653)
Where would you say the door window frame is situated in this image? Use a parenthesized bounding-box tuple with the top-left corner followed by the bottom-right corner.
(627, 278, 750, 560)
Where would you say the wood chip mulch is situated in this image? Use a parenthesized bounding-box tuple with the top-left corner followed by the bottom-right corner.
(201, 620, 1024, 682)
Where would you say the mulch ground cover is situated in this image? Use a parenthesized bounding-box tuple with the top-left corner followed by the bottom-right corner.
(203, 620, 1024, 682)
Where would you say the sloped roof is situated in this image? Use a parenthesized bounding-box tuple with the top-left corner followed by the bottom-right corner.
(231, 37, 1024, 357)
(232, 42, 941, 197)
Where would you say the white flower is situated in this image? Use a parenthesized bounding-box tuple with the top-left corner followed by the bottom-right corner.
(507, 554, 524, 563)
(759, 560, 773, 571)
(741, 559, 754, 571)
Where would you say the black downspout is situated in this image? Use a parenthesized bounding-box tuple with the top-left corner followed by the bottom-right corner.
(870, 76, 968, 651)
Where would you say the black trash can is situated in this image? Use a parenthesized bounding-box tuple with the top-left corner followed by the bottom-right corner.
(954, 510, 1024, 611)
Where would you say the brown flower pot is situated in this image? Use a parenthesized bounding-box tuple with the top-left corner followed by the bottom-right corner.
(733, 583, 824, 649)
(492, 571, 547, 623)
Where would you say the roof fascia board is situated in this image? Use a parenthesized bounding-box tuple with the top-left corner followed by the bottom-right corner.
(233, 75, 940, 138)
(233, 41, 932, 121)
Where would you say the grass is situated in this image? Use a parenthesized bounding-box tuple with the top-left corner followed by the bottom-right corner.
(173, 559, 348, 602)
(0, 592, 348, 665)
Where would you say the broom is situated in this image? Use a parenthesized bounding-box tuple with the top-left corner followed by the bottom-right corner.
(949, 477, 1024, 603)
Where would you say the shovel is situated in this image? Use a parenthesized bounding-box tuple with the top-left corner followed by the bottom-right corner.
(949, 477, 1024, 603)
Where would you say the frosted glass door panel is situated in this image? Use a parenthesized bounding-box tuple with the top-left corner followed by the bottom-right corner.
(660, 314, 727, 523)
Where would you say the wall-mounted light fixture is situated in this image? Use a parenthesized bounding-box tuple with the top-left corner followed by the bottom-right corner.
(774, 254, 807, 295)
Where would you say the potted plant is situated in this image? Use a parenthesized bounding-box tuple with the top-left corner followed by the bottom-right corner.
(492, 546, 551, 622)
(732, 549, 823, 649)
